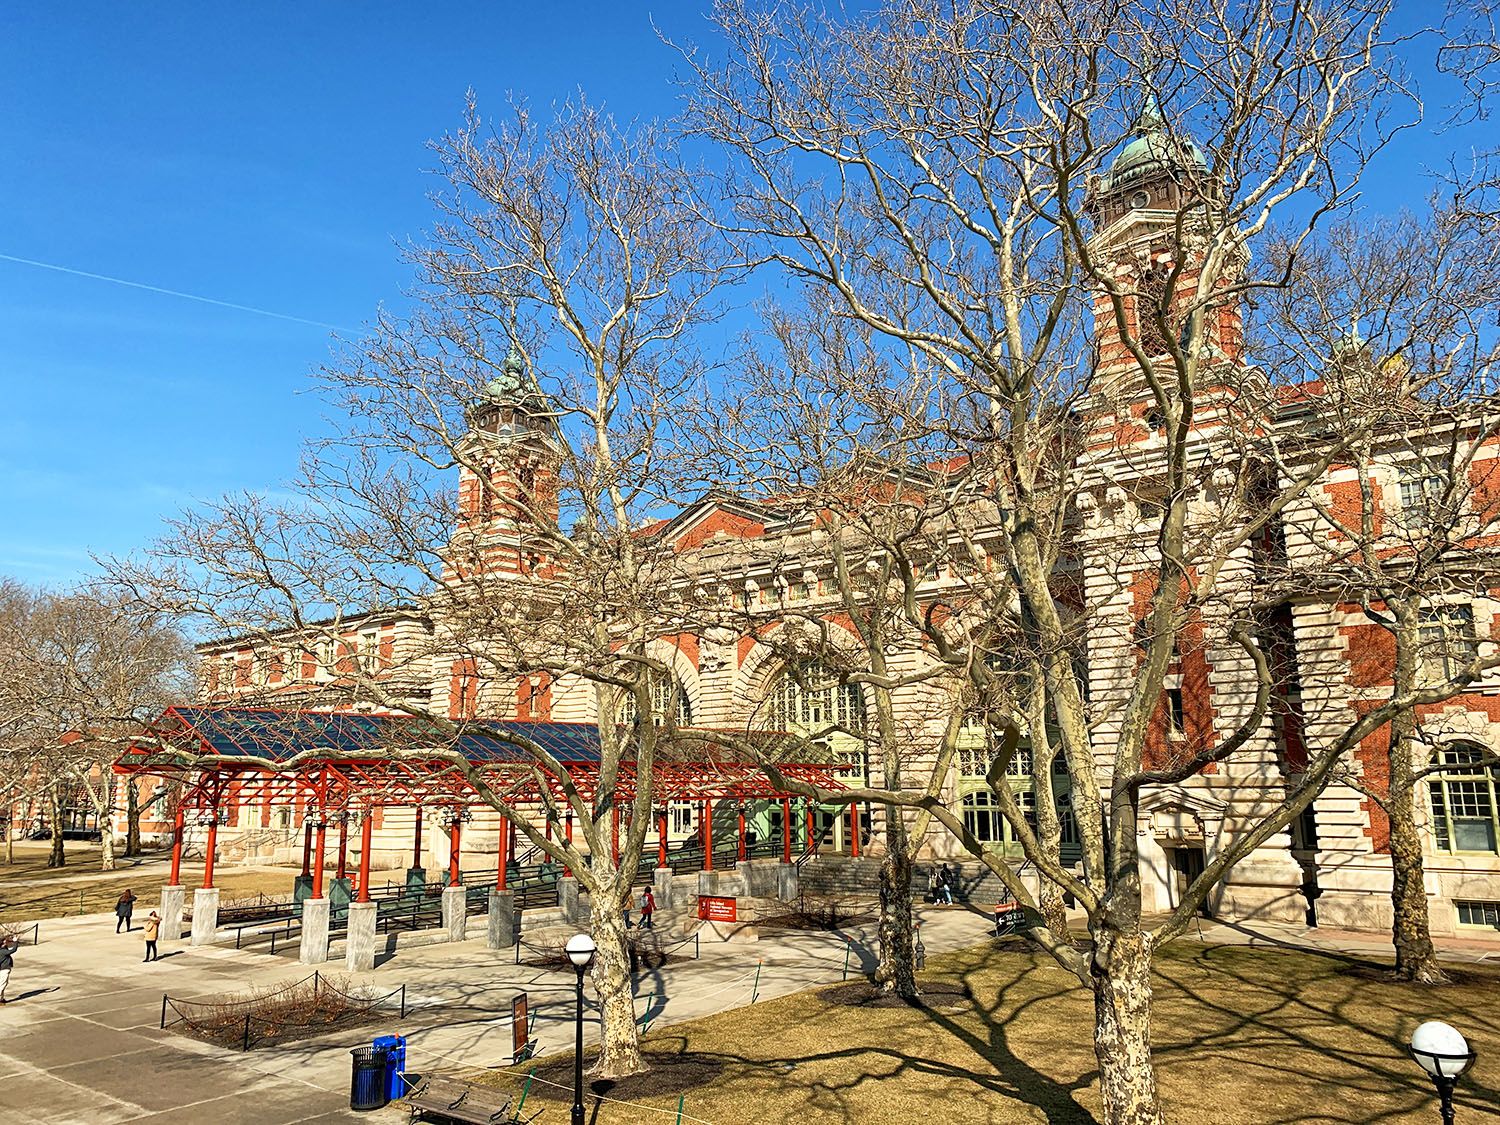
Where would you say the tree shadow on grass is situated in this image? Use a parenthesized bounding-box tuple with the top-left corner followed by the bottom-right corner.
(1147, 940, 1500, 1124)
(509, 949, 1100, 1124)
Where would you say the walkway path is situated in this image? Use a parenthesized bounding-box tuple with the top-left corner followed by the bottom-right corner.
(6, 898, 1493, 1125)
(0, 902, 990, 1125)
(1177, 914, 1500, 964)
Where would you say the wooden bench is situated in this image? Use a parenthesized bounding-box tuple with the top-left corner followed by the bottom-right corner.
(403, 1074, 540, 1124)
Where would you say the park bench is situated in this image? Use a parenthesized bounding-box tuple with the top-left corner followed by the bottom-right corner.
(403, 1074, 540, 1124)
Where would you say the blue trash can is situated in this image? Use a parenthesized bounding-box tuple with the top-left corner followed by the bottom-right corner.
(373, 1034, 407, 1100)
(349, 1045, 390, 1112)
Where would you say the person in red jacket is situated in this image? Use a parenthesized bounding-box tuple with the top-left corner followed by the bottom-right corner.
(639, 887, 656, 931)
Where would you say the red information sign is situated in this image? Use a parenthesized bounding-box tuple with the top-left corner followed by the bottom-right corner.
(697, 894, 738, 923)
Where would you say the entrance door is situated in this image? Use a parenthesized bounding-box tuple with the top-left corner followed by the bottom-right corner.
(1171, 846, 1211, 917)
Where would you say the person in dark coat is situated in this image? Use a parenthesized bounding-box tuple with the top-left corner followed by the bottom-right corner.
(0, 937, 16, 1002)
(115, 889, 137, 933)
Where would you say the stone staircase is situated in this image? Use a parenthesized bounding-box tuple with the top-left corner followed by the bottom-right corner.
(797, 854, 1021, 906)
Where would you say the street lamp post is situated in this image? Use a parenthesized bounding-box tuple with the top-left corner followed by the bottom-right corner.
(1409, 1020, 1478, 1125)
(564, 933, 597, 1125)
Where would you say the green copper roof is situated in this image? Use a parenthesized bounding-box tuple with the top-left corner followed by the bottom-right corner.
(479, 342, 551, 410)
(1104, 92, 1207, 190)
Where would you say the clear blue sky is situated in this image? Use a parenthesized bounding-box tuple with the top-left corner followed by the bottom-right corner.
(0, 3, 713, 585)
(0, 5, 1476, 586)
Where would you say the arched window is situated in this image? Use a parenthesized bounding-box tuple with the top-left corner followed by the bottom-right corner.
(1429, 743, 1500, 854)
(766, 662, 864, 733)
(961, 789, 1035, 854)
(618, 673, 692, 727)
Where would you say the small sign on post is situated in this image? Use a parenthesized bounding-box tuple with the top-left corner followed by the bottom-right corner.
(993, 900, 1026, 937)
(697, 894, 737, 923)
(511, 993, 532, 1062)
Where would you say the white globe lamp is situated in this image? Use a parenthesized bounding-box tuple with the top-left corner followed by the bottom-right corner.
(1408, 1020, 1476, 1123)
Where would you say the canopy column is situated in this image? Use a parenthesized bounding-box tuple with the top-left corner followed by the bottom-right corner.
(807, 803, 818, 856)
(656, 806, 668, 868)
(168, 807, 184, 886)
(202, 814, 218, 889)
(336, 815, 349, 882)
(412, 809, 424, 869)
(301, 820, 313, 877)
(704, 800, 714, 872)
(312, 816, 327, 898)
(357, 811, 374, 903)
(781, 798, 792, 864)
(497, 816, 509, 892)
(447, 812, 462, 886)
(737, 805, 747, 863)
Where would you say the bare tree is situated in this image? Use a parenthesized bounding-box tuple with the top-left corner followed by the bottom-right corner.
(113, 98, 730, 1079)
(0, 580, 191, 870)
(1255, 207, 1500, 983)
(675, 3, 1453, 1121)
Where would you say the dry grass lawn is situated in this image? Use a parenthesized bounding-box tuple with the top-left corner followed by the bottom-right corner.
(0, 842, 298, 923)
(469, 939, 1500, 1124)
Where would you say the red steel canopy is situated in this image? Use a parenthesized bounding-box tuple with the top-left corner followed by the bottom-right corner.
(116, 705, 849, 815)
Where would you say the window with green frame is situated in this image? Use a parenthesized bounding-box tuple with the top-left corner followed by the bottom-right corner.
(767, 661, 864, 733)
(765, 660, 866, 782)
(1428, 742, 1500, 854)
(617, 672, 692, 726)
(954, 722, 1079, 859)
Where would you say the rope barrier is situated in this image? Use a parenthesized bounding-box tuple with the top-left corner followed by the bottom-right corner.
(399, 1043, 719, 1124)
(518, 1071, 719, 1124)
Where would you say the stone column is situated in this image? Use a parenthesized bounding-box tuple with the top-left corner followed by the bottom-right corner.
(159, 885, 186, 945)
(697, 869, 723, 898)
(558, 876, 581, 924)
(344, 900, 378, 972)
(487, 890, 517, 949)
(775, 861, 799, 902)
(652, 867, 673, 908)
(189, 886, 219, 947)
(299, 897, 331, 964)
(441, 885, 467, 942)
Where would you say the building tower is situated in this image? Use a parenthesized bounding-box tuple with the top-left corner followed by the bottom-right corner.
(1074, 97, 1307, 924)
(449, 344, 563, 580)
(1085, 93, 1245, 409)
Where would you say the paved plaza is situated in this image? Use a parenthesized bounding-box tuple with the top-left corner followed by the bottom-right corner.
(0, 899, 991, 1125)
(2, 888, 1495, 1125)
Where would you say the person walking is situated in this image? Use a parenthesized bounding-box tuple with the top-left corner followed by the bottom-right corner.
(639, 887, 656, 931)
(0, 937, 15, 1003)
(115, 889, 137, 933)
(936, 865, 955, 906)
(142, 911, 161, 962)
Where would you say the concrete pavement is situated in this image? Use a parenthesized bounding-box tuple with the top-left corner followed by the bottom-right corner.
(0, 901, 993, 1125)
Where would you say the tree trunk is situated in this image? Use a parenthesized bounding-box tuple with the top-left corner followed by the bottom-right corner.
(47, 787, 66, 869)
(875, 812, 918, 998)
(4, 806, 13, 864)
(1091, 927, 1166, 1125)
(587, 879, 647, 1078)
(99, 806, 117, 872)
(1388, 789, 1448, 984)
(95, 778, 118, 872)
(1040, 882, 1070, 937)
(1383, 654, 1448, 984)
(125, 780, 141, 857)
